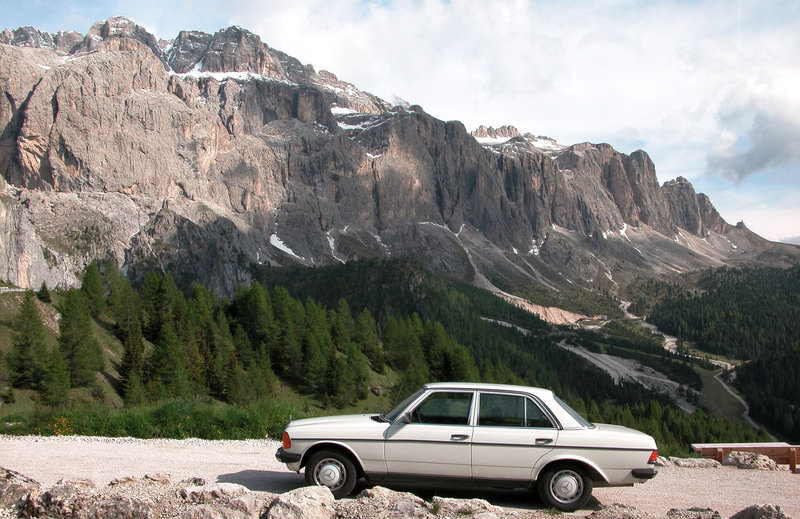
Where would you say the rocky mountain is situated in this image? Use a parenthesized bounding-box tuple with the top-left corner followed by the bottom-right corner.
(1, 17, 798, 297)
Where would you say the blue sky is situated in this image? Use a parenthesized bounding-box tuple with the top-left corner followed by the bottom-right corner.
(3, 0, 800, 242)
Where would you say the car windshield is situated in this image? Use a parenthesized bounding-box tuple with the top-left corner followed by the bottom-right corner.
(554, 395, 595, 428)
(382, 388, 425, 422)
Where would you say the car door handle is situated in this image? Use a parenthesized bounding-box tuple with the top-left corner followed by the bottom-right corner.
(450, 434, 469, 441)
(535, 438, 553, 445)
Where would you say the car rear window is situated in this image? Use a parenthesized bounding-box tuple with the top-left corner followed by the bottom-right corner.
(554, 395, 594, 428)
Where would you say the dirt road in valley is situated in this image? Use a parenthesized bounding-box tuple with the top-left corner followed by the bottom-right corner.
(1, 435, 798, 518)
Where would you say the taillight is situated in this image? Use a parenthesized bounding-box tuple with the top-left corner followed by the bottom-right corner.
(282, 431, 291, 449)
(648, 450, 659, 464)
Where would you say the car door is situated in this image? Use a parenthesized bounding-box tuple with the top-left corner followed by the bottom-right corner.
(384, 390, 474, 477)
(471, 392, 558, 481)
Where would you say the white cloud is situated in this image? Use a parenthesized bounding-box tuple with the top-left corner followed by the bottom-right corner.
(707, 70, 800, 182)
(703, 180, 800, 242)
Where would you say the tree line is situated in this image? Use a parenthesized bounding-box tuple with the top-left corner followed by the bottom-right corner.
(4, 262, 480, 409)
(3, 259, 770, 452)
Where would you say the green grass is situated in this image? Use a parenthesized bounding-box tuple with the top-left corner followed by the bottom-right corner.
(693, 366, 748, 427)
(0, 398, 304, 440)
(682, 344, 743, 367)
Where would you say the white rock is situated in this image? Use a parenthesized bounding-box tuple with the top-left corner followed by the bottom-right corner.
(722, 452, 782, 471)
(265, 486, 335, 519)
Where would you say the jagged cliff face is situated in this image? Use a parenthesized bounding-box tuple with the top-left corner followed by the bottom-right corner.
(1, 17, 797, 295)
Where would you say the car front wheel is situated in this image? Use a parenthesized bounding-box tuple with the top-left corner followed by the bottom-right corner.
(537, 465, 593, 512)
(305, 450, 357, 498)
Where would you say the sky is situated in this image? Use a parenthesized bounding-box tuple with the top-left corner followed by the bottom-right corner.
(3, 0, 800, 243)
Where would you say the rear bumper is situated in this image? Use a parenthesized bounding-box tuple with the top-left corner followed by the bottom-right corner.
(631, 468, 658, 480)
(276, 447, 302, 464)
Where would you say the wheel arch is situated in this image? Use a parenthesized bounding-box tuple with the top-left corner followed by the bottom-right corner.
(300, 442, 365, 477)
(533, 457, 607, 485)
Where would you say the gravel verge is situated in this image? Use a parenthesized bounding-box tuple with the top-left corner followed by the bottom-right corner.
(1, 435, 798, 517)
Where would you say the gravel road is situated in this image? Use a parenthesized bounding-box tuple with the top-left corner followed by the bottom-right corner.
(1, 435, 798, 517)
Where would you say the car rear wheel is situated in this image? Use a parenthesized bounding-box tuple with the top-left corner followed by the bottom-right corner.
(537, 465, 593, 512)
(305, 450, 357, 498)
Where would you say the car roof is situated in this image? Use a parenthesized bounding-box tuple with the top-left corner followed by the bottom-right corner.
(422, 381, 554, 398)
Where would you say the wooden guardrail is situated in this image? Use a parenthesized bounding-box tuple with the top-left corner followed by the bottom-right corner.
(691, 442, 798, 472)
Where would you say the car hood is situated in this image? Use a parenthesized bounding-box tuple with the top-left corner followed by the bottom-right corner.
(286, 413, 390, 441)
(288, 413, 378, 428)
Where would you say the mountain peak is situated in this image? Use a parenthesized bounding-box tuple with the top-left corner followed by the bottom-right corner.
(1, 17, 796, 296)
(472, 125, 520, 142)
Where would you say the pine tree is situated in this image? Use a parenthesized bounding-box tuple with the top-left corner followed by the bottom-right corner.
(81, 261, 106, 318)
(119, 317, 145, 401)
(383, 316, 429, 398)
(354, 309, 383, 372)
(139, 272, 163, 340)
(37, 282, 51, 303)
(446, 343, 480, 382)
(109, 274, 140, 335)
(325, 353, 356, 408)
(8, 291, 49, 389)
(334, 299, 355, 341)
(271, 287, 304, 377)
(40, 345, 70, 406)
(231, 282, 277, 352)
(421, 321, 449, 379)
(147, 321, 190, 398)
(301, 331, 327, 395)
(123, 368, 146, 405)
(58, 289, 103, 387)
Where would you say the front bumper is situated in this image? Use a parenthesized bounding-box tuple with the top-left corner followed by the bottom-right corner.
(276, 447, 302, 464)
(631, 468, 658, 480)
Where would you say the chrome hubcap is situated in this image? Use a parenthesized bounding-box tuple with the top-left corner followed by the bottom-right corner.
(551, 470, 583, 504)
(315, 459, 345, 490)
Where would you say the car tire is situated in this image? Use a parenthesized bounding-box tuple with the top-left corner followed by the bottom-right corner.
(304, 450, 358, 498)
(537, 465, 593, 512)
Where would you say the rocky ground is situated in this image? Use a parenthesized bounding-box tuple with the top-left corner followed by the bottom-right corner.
(1, 435, 798, 519)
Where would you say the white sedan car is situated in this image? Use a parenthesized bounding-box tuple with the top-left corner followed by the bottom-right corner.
(276, 382, 658, 511)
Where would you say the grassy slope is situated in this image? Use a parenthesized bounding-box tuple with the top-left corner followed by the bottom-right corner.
(693, 366, 748, 427)
(0, 288, 400, 435)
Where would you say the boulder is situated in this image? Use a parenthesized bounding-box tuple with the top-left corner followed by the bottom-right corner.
(85, 495, 154, 519)
(723, 452, 782, 471)
(729, 504, 791, 519)
(265, 486, 335, 519)
(177, 504, 246, 519)
(332, 486, 434, 519)
(655, 456, 673, 467)
(670, 457, 722, 468)
(667, 507, 722, 519)
(228, 494, 273, 517)
(109, 476, 139, 486)
(180, 477, 208, 487)
(587, 503, 658, 519)
(0, 467, 40, 507)
(431, 495, 502, 518)
(179, 483, 249, 504)
(27, 478, 97, 517)
(144, 473, 172, 484)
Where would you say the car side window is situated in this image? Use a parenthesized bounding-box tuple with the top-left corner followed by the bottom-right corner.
(478, 393, 524, 427)
(410, 392, 473, 425)
(478, 393, 555, 428)
(526, 398, 555, 428)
